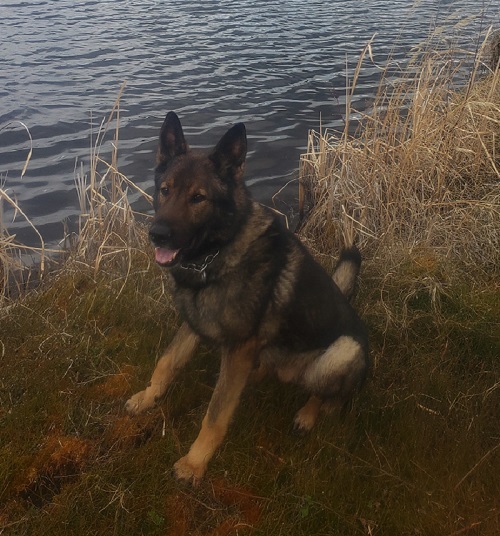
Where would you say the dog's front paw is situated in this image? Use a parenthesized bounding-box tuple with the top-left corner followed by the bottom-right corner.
(125, 388, 158, 415)
(173, 456, 206, 486)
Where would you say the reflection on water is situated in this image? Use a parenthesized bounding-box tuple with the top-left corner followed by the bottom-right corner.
(0, 0, 498, 245)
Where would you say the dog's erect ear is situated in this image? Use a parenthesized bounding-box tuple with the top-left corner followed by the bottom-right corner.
(209, 123, 247, 182)
(157, 111, 189, 164)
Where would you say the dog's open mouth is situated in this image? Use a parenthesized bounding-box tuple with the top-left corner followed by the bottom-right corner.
(155, 247, 181, 267)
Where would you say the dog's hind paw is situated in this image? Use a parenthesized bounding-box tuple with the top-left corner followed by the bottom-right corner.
(125, 389, 158, 415)
(292, 396, 322, 435)
(173, 456, 206, 487)
(292, 416, 313, 437)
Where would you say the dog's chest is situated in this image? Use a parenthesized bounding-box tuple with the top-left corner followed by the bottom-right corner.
(173, 280, 257, 344)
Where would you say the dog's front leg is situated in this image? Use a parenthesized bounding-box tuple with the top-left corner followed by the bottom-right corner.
(125, 322, 199, 414)
(173, 338, 259, 485)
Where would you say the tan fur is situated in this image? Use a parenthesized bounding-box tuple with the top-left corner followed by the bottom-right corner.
(125, 323, 199, 415)
(303, 336, 365, 394)
(333, 260, 358, 298)
(294, 395, 323, 433)
(172, 338, 260, 484)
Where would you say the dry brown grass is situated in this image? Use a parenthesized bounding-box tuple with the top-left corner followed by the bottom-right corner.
(1, 87, 154, 303)
(298, 34, 500, 275)
(73, 82, 152, 275)
(0, 122, 51, 301)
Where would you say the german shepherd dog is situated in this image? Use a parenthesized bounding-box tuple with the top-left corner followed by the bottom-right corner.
(126, 112, 369, 484)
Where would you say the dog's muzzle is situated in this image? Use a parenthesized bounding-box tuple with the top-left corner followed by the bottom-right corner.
(149, 222, 180, 266)
(149, 221, 172, 247)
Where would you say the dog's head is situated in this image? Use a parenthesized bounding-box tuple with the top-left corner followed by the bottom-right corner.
(149, 112, 249, 267)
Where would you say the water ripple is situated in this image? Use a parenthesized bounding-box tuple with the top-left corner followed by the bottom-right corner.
(0, 0, 498, 245)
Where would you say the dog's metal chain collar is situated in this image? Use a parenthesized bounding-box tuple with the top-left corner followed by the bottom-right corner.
(180, 250, 220, 283)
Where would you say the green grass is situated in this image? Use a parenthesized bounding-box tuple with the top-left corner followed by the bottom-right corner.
(0, 243, 498, 535)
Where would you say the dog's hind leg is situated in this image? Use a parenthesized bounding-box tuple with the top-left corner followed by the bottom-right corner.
(295, 336, 367, 432)
(173, 338, 259, 485)
(125, 322, 199, 415)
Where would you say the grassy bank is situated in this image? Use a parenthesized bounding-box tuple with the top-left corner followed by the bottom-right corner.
(1, 40, 499, 535)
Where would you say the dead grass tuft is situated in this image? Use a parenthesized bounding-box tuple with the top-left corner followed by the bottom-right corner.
(87, 364, 136, 400)
(299, 34, 500, 274)
(0, 122, 52, 301)
(72, 81, 153, 276)
(14, 435, 93, 508)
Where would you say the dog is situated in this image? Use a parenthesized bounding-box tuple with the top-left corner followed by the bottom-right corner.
(125, 112, 369, 485)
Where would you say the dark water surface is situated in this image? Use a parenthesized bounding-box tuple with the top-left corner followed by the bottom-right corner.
(1, 0, 498, 246)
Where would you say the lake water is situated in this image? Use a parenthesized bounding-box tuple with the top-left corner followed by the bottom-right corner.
(1, 0, 498, 247)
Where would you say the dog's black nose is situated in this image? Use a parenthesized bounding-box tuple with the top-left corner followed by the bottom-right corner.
(149, 221, 172, 246)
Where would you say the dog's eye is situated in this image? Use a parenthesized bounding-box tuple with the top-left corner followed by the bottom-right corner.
(191, 193, 206, 204)
(160, 186, 169, 197)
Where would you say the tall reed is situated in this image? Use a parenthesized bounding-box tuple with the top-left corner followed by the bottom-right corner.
(73, 82, 152, 275)
(299, 33, 500, 273)
(0, 85, 153, 302)
(0, 122, 49, 301)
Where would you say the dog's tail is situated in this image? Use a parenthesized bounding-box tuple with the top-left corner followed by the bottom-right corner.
(333, 245, 362, 301)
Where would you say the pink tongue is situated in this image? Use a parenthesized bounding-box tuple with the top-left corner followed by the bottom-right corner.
(155, 247, 179, 265)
